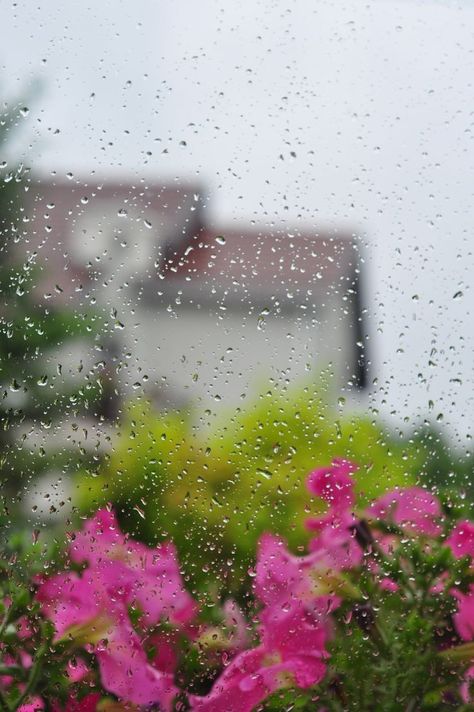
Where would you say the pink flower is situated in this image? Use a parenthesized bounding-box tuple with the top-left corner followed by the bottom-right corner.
(307, 517, 363, 570)
(260, 603, 327, 686)
(190, 604, 327, 712)
(191, 530, 329, 711)
(69, 509, 197, 627)
(255, 534, 342, 618)
(255, 534, 316, 609)
(51, 693, 101, 712)
(453, 585, 474, 641)
(68, 508, 124, 564)
(306, 459, 358, 528)
(222, 599, 250, 650)
(460, 665, 474, 704)
(301, 460, 363, 569)
(368, 486, 441, 536)
(255, 531, 362, 630)
(18, 699, 44, 712)
(149, 631, 180, 675)
(37, 510, 198, 710)
(0, 653, 27, 688)
(189, 647, 270, 712)
(39, 569, 178, 709)
(37, 569, 124, 642)
(447, 521, 474, 560)
(96, 622, 178, 709)
(66, 657, 90, 683)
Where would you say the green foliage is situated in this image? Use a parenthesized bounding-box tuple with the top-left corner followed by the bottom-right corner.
(261, 523, 474, 711)
(77, 382, 430, 590)
(311, 532, 473, 711)
(413, 425, 474, 505)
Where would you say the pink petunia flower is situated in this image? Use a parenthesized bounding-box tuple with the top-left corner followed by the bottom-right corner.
(39, 568, 178, 709)
(307, 517, 363, 570)
(95, 622, 178, 709)
(38, 510, 199, 710)
(37, 568, 124, 643)
(190, 603, 327, 712)
(18, 698, 44, 712)
(453, 585, 474, 641)
(305, 461, 363, 571)
(460, 665, 474, 704)
(189, 647, 270, 712)
(255, 534, 342, 618)
(306, 459, 358, 528)
(69, 509, 197, 627)
(446, 520, 474, 560)
(51, 693, 102, 711)
(255, 533, 317, 609)
(255, 531, 362, 626)
(66, 657, 90, 683)
(222, 599, 250, 651)
(367, 486, 442, 536)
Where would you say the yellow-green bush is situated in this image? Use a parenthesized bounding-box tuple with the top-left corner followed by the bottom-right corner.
(76, 383, 427, 589)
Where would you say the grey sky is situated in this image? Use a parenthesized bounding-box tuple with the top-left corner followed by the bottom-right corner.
(2, 0, 473, 448)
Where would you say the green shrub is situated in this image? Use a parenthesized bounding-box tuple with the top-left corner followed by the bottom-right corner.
(76, 382, 433, 591)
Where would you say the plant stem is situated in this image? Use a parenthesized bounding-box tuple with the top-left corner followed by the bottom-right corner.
(0, 688, 11, 712)
(0, 606, 14, 640)
(12, 641, 47, 711)
(0, 666, 27, 681)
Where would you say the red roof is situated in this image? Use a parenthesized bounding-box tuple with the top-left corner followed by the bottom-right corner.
(162, 227, 360, 302)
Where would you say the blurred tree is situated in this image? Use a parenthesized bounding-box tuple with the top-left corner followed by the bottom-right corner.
(0, 97, 103, 516)
(412, 424, 474, 505)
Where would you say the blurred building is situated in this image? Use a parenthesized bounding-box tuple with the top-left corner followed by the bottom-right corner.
(25, 180, 367, 414)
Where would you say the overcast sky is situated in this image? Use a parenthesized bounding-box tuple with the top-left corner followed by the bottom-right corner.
(2, 0, 473, 450)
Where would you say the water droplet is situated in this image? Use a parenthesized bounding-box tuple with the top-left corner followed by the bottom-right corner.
(133, 505, 145, 519)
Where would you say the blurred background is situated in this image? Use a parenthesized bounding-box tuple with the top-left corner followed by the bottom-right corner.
(0, 0, 472, 583)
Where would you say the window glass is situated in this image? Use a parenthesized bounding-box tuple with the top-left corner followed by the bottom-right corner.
(0, 2, 471, 710)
